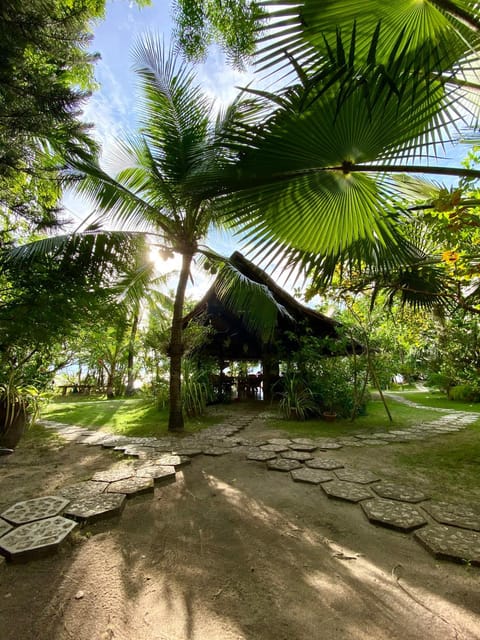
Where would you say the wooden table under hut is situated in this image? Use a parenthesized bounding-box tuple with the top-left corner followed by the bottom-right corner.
(183, 252, 361, 402)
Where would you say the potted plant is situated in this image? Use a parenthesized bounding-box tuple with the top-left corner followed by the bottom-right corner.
(0, 381, 41, 449)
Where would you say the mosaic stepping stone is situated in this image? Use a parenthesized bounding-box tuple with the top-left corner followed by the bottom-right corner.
(0, 516, 77, 562)
(280, 450, 314, 462)
(422, 502, 480, 532)
(267, 438, 292, 446)
(153, 454, 190, 468)
(1, 496, 70, 525)
(334, 469, 380, 485)
(91, 467, 135, 483)
(56, 481, 109, 500)
(171, 448, 203, 457)
(306, 458, 344, 471)
(291, 438, 316, 446)
(289, 443, 318, 452)
(361, 498, 428, 532)
(316, 441, 343, 450)
(373, 482, 429, 504)
(246, 450, 277, 462)
(106, 477, 154, 497)
(63, 493, 126, 524)
(0, 518, 13, 538)
(202, 447, 231, 456)
(290, 468, 334, 484)
(267, 458, 302, 472)
(260, 444, 290, 453)
(134, 464, 176, 484)
(415, 525, 480, 566)
(322, 481, 373, 503)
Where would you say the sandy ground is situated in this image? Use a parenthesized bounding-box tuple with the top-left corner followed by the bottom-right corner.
(0, 422, 479, 640)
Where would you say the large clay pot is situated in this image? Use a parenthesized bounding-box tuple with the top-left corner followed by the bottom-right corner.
(0, 401, 29, 448)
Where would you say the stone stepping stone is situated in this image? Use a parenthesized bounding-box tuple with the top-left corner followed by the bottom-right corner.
(92, 467, 135, 483)
(267, 438, 292, 446)
(202, 447, 231, 456)
(246, 450, 277, 462)
(0, 516, 77, 562)
(415, 525, 480, 566)
(134, 464, 176, 484)
(422, 502, 480, 532)
(106, 477, 154, 497)
(63, 493, 126, 524)
(322, 481, 373, 503)
(316, 441, 343, 450)
(306, 458, 344, 471)
(171, 448, 203, 457)
(355, 434, 378, 440)
(290, 468, 334, 484)
(260, 444, 290, 453)
(78, 434, 114, 446)
(373, 433, 403, 441)
(267, 458, 302, 472)
(373, 482, 429, 503)
(1, 496, 70, 525)
(56, 481, 109, 500)
(361, 498, 428, 532)
(0, 518, 13, 538)
(289, 443, 318, 452)
(334, 469, 380, 484)
(152, 454, 190, 468)
(361, 439, 389, 446)
(339, 441, 365, 448)
(291, 438, 316, 445)
(280, 450, 314, 462)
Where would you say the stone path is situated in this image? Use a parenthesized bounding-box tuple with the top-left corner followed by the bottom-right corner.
(1, 403, 479, 567)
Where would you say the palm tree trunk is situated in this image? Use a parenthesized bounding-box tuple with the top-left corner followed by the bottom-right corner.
(126, 311, 139, 397)
(168, 252, 193, 432)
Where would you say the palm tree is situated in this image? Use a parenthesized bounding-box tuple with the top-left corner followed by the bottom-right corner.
(70, 35, 282, 432)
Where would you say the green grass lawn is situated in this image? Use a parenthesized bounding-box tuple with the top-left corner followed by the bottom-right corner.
(40, 396, 222, 437)
(387, 389, 480, 413)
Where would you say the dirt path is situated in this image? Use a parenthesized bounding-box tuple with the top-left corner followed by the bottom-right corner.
(0, 419, 479, 640)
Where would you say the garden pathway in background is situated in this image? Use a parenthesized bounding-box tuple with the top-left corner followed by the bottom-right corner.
(0, 400, 479, 567)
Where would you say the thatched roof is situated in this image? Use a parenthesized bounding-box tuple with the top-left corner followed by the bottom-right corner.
(184, 252, 359, 362)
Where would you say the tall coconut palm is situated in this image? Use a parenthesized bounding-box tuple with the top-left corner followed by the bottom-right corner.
(70, 35, 283, 432)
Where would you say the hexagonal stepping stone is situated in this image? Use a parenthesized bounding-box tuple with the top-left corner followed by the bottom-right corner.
(106, 476, 154, 497)
(63, 493, 126, 524)
(1, 496, 70, 525)
(355, 434, 378, 440)
(291, 438, 316, 445)
(289, 443, 318, 452)
(290, 468, 334, 484)
(56, 481, 109, 500)
(135, 464, 176, 484)
(260, 444, 290, 453)
(362, 439, 388, 446)
(315, 440, 343, 450)
(246, 449, 277, 462)
(0, 516, 77, 562)
(322, 480, 373, 503)
(202, 447, 231, 456)
(171, 448, 203, 457)
(91, 467, 135, 483)
(267, 438, 292, 446)
(373, 482, 429, 504)
(334, 468, 380, 484)
(0, 518, 13, 538)
(306, 458, 344, 470)
(415, 525, 480, 566)
(267, 458, 302, 472)
(361, 498, 428, 532)
(280, 450, 314, 462)
(152, 454, 190, 468)
(422, 502, 480, 532)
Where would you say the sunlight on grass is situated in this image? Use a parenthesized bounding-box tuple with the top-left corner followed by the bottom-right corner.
(389, 390, 480, 414)
(41, 398, 216, 437)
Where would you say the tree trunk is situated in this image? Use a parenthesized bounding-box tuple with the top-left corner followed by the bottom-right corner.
(168, 252, 193, 432)
(125, 311, 139, 397)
